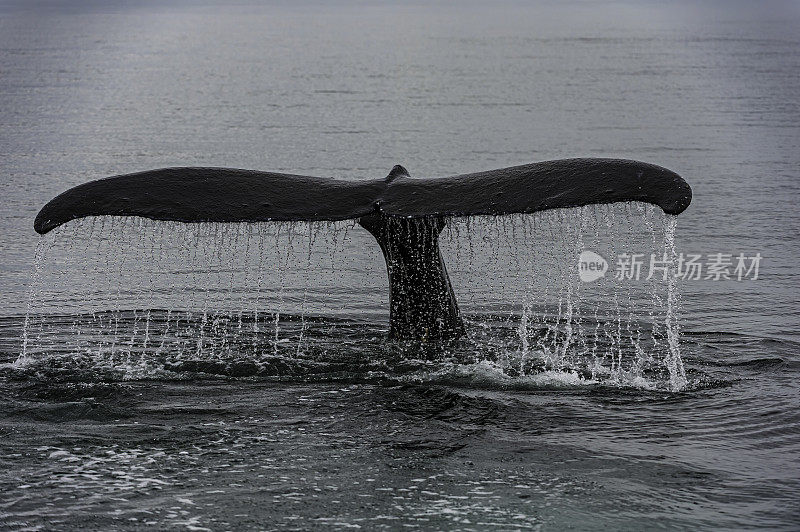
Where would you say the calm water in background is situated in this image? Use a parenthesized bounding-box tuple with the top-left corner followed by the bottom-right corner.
(1, 1, 799, 530)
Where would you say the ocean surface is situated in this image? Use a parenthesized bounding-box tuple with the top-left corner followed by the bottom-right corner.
(1, 1, 799, 530)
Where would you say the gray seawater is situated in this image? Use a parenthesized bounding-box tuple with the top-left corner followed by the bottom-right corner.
(1, 1, 799, 530)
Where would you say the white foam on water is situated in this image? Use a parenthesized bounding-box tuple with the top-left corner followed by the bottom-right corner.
(403, 359, 597, 389)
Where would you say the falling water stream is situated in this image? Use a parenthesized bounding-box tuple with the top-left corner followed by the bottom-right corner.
(15, 203, 686, 391)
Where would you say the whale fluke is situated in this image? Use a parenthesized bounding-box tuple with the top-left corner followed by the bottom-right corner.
(33, 158, 692, 342)
(34, 158, 690, 235)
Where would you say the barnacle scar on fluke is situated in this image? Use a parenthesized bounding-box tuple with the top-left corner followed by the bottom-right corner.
(34, 158, 692, 342)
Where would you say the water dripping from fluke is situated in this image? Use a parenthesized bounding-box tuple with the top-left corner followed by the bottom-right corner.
(19, 159, 693, 391)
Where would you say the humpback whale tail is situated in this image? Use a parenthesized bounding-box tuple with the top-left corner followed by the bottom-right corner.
(34, 158, 692, 342)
